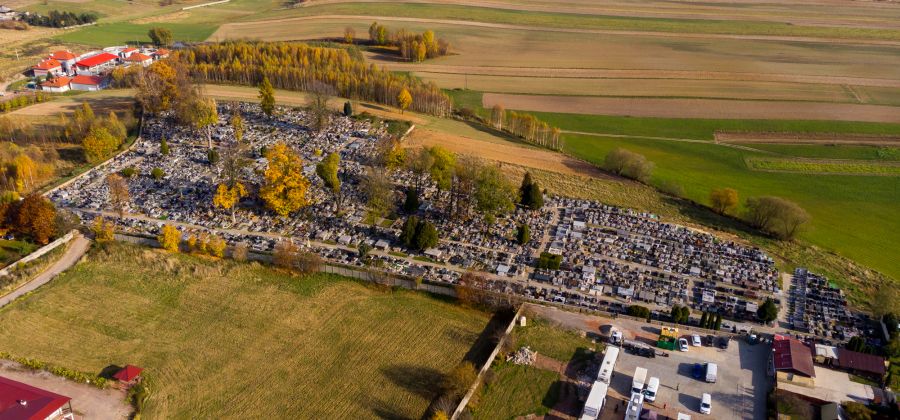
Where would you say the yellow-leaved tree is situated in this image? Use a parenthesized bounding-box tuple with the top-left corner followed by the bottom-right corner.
(157, 224, 181, 252)
(397, 88, 412, 114)
(213, 182, 247, 223)
(259, 143, 310, 217)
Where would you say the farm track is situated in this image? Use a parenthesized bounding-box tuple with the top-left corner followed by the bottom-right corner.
(482, 93, 900, 123)
(212, 14, 900, 46)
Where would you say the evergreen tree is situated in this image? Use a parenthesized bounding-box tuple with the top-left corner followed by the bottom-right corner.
(516, 224, 530, 245)
(713, 313, 722, 330)
(343, 101, 353, 117)
(259, 76, 276, 116)
(414, 220, 439, 251)
(400, 216, 419, 248)
(700, 312, 709, 329)
(403, 187, 419, 214)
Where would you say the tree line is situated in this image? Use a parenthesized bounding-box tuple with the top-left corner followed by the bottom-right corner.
(173, 41, 452, 116)
(489, 104, 562, 150)
(365, 22, 451, 62)
(1, 92, 49, 114)
(21, 10, 98, 28)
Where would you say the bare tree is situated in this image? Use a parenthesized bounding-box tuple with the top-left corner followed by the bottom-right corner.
(308, 81, 336, 132)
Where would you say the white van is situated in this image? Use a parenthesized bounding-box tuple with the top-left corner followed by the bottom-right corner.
(700, 393, 712, 414)
(631, 367, 648, 394)
(644, 377, 660, 402)
(705, 363, 718, 383)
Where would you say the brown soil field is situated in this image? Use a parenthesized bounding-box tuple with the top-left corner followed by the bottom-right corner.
(483, 93, 900, 123)
(716, 132, 900, 146)
(404, 127, 610, 179)
(8, 91, 135, 117)
(300, 0, 900, 30)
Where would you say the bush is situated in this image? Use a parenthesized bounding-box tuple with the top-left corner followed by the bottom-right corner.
(843, 401, 874, 420)
(120, 167, 137, 178)
(516, 224, 530, 245)
(0, 352, 108, 388)
(151, 167, 164, 180)
(745, 196, 809, 240)
(604, 148, 653, 182)
(626, 305, 651, 318)
(536, 252, 562, 270)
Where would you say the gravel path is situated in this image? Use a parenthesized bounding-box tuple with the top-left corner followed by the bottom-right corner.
(0, 234, 90, 309)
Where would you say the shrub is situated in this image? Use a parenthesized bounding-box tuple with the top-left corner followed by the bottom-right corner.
(745, 196, 810, 240)
(604, 148, 654, 182)
(232, 242, 249, 262)
(626, 305, 651, 318)
(120, 167, 137, 178)
(151, 167, 164, 180)
(516, 224, 530, 245)
(536, 252, 562, 270)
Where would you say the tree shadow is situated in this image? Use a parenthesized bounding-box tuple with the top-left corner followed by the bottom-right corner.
(367, 394, 416, 420)
(98, 364, 122, 379)
(380, 364, 446, 399)
(678, 392, 701, 412)
(461, 308, 515, 366)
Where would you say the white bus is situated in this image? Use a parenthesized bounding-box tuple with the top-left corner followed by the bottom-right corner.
(596, 346, 620, 384)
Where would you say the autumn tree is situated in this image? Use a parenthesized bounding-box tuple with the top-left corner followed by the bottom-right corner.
(180, 96, 218, 149)
(475, 165, 516, 226)
(207, 234, 226, 258)
(315, 152, 341, 209)
(82, 126, 120, 164)
(90, 217, 115, 242)
(158, 224, 181, 252)
(14, 194, 56, 244)
(260, 143, 310, 217)
(428, 146, 456, 192)
(106, 173, 130, 217)
(308, 81, 335, 132)
(148, 27, 173, 47)
(136, 60, 179, 114)
(444, 362, 477, 399)
(361, 167, 393, 225)
(397, 88, 412, 114)
(213, 182, 247, 223)
(273, 240, 299, 268)
(230, 113, 244, 143)
(344, 26, 355, 44)
(710, 187, 739, 215)
(490, 104, 505, 130)
(258, 76, 276, 116)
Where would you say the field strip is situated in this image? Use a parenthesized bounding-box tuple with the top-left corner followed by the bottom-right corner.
(405, 128, 612, 179)
(211, 15, 900, 46)
(716, 132, 900, 146)
(744, 156, 900, 176)
(379, 64, 900, 89)
(562, 130, 773, 154)
(299, 0, 900, 29)
(483, 93, 900, 123)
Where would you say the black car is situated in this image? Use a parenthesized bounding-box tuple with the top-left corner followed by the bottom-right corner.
(717, 336, 731, 349)
(705, 335, 716, 347)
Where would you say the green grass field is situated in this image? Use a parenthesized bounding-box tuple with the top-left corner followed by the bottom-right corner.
(244, 2, 900, 41)
(0, 243, 490, 418)
(57, 22, 217, 46)
(473, 362, 559, 420)
(744, 144, 900, 161)
(744, 156, 900, 176)
(514, 318, 600, 363)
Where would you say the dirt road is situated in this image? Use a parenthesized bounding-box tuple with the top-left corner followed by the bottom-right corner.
(0, 234, 90, 309)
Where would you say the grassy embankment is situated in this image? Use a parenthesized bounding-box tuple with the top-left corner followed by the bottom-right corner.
(0, 242, 490, 418)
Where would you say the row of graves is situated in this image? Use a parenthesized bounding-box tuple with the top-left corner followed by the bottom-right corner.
(788, 268, 864, 340)
(526, 197, 779, 317)
(50, 101, 780, 317)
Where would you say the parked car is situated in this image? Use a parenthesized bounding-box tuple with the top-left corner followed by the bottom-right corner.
(705, 335, 716, 346)
(700, 393, 712, 414)
(644, 377, 660, 402)
(692, 363, 704, 379)
(691, 334, 702, 346)
(717, 336, 730, 349)
(679, 338, 689, 352)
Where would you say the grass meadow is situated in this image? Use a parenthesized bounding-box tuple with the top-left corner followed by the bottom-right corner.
(473, 362, 559, 420)
(0, 243, 490, 419)
(744, 157, 900, 176)
(58, 22, 217, 46)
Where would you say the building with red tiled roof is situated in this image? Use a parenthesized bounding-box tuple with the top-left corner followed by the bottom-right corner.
(40, 76, 72, 93)
(112, 365, 143, 383)
(772, 334, 815, 378)
(125, 53, 152, 67)
(0, 375, 74, 420)
(49, 51, 77, 73)
(32, 59, 62, 78)
(152, 48, 170, 60)
(74, 52, 119, 75)
(836, 348, 886, 381)
(70, 75, 105, 91)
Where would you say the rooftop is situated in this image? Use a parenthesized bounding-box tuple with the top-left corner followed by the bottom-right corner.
(71, 75, 103, 86)
(773, 334, 815, 378)
(0, 375, 71, 420)
(32, 59, 61, 71)
(41, 76, 72, 88)
(49, 50, 76, 61)
(75, 52, 118, 68)
(836, 348, 886, 376)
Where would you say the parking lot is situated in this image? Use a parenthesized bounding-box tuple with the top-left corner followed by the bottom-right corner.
(525, 304, 771, 420)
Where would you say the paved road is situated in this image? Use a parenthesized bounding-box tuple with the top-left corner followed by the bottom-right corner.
(0, 233, 91, 309)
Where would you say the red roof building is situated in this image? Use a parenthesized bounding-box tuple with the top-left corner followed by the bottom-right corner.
(32, 59, 62, 77)
(40, 76, 72, 92)
(70, 75, 105, 91)
(0, 376, 73, 420)
(836, 348, 886, 378)
(74, 53, 119, 75)
(772, 334, 816, 378)
(125, 53, 153, 66)
(113, 365, 143, 382)
(153, 48, 170, 59)
(49, 51, 76, 61)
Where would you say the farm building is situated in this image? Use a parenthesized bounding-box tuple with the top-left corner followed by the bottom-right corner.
(32, 59, 62, 78)
(40, 76, 72, 93)
(0, 375, 74, 420)
(834, 349, 886, 382)
(48, 51, 77, 73)
(772, 334, 815, 384)
(74, 53, 119, 75)
(70, 75, 105, 91)
(153, 48, 171, 60)
(113, 365, 144, 384)
(125, 53, 153, 67)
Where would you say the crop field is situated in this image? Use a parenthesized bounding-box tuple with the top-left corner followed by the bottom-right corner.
(744, 156, 900, 176)
(744, 144, 900, 161)
(482, 93, 900, 123)
(0, 243, 490, 418)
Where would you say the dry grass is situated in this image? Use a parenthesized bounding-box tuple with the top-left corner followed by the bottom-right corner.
(0, 242, 490, 418)
(483, 93, 900, 123)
